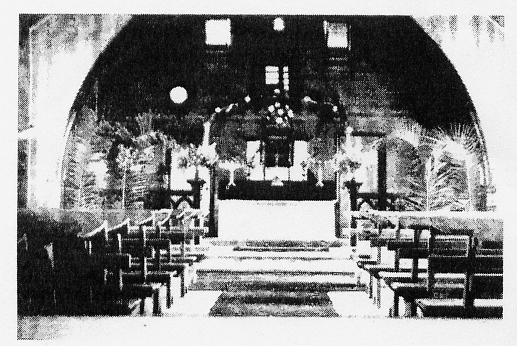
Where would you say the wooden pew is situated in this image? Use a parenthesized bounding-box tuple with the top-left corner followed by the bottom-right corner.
(152, 208, 207, 268)
(119, 223, 197, 298)
(86, 251, 162, 316)
(114, 232, 176, 309)
(354, 216, 397, 269)
(17, 233, 57, 315)
(127, 224, 203, 262)
(116, 210, 208, 298)
(375, 236, 429, 311)
(81, 221, 164, 316)
(385, 234, 471, 317)
(113, 221, 188, 301)
(133, 209, 208, 250)
(163, 208, 208, 248)
(415, 253, 503, 318)
(358, 211, 503, 317)
(388, 237, 503, 318)
(361, 228, 428, 303)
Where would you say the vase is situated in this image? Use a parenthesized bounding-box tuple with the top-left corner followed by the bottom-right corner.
(220, 161, 240, 188)
(228, 168, 236, 187)
(316, 161, 324, 187)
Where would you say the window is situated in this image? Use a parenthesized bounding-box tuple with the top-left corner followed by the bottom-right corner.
(282, 66, 289, 91)
(265, 66, 279, 85)
(205, 19, 231, 45)
(324, 21, 348, 48)
(265, 65, 289, 91)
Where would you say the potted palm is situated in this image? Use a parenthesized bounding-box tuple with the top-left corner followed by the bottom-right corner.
(386, 120, 485, 212)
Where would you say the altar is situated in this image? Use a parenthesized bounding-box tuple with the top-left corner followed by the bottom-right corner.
(217, 199, 337, 240)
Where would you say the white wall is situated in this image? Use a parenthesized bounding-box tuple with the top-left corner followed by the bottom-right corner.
(414, 16, 508, 211)
(27, 15, 131, 208)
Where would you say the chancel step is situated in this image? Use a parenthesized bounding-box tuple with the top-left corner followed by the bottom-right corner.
(189, 243, 361, 292)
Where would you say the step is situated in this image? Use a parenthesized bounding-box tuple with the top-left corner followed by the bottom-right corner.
(194, 257, 357, 274)
(200, 250, 351, 260)
(190, 272, 360, 291)
(189, 243, 361, 291)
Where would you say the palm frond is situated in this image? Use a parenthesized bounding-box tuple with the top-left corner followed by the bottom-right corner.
(390, 119, 425, 149)
(135, 112, 154, 136)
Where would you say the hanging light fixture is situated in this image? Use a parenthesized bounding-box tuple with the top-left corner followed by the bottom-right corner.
(169, 86, 188, 104)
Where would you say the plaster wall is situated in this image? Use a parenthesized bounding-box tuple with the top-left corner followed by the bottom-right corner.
(414, 15, 507, 210)
(26, 14, 131, 208)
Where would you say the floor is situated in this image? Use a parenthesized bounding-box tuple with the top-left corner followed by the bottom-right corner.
(166, 290, 385, 318)
(17, 289, 385, 340)
(16, 243, 511, 342)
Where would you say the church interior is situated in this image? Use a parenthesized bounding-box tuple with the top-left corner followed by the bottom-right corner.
(16, 13, 509, 340)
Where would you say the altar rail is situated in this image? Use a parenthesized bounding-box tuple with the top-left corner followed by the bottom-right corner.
(218, 179, 336, 201)
(358, 210, 504, 242)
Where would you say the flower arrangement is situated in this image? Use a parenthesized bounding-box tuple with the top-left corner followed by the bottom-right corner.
(333, 148, 362, 176)
(177, 143, 219, 169)
(333, 127, 363, 179)
(264, 102, 294, 128)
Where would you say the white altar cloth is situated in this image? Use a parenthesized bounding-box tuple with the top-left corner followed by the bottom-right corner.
(217, 200, 337, 240)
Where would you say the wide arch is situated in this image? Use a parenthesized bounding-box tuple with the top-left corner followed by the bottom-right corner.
(22, 14, 132, 208)
(21, 14, 503, 210)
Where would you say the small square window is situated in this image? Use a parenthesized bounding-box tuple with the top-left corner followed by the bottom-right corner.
(265, 66, 280, 85)
(324, 21, 348, 48)
(206, 19, 231, 45)
(265, 66, 289, 91)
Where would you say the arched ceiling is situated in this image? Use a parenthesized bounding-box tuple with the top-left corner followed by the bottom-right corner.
(72, 15, 474, 131)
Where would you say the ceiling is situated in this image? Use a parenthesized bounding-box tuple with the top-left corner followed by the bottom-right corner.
(21, 15, 476, 131)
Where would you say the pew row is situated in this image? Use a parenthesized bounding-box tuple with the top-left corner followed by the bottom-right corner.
(111, 222, 190, 300)
(388, 245, 503, 318)
(380, 234, 471, 316)
(415, 254, 503, 318)
(354, 211, 503, 318)
(107, 218, 205, 298)
(81, 221, 168, 315)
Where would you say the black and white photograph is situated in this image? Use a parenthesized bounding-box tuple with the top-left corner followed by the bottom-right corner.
(10, 1, 515, 343)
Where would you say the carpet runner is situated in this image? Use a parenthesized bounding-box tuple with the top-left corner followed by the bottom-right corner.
(209, 290, 339, 317)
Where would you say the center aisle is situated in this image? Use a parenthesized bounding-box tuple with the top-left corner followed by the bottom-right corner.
(159, 242, 385, 317)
